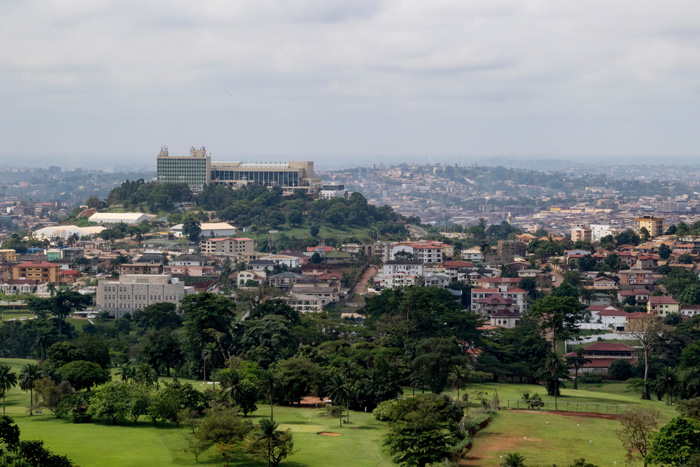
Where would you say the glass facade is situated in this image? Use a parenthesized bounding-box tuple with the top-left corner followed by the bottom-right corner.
(157, 158, 209, 189)
(211, 169, 299, 187)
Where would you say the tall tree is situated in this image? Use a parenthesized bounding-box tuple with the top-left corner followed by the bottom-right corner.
(447, 366, 469, 402)
(566, 351, 592, 390)
(629, 318, 662, 400)
(19, 364, 41, 415)
(326, 373, 350, 428)
(529, 295, 584, 353)
(0, 364, 18, 416)
(258, 369, 283, 421)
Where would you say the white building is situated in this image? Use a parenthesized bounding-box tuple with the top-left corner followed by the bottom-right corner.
(34, 225, 106, 240)
(590, 223, 624, 242)
(382, 260, 424, 276)
(258, 254, 300, 268)
(462, 246, 484, 262)
(318, 184, 349, 200)
(88, 212, 155, 225)
(171, 222, 237, 238)
(95, 274, 195, 318)
(581, 305, 628, 331)
(471, 285, 528, 313)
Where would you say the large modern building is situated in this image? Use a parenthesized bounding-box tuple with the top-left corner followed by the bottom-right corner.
(156, 146, 320, 193)
(96, 274, 195, 318)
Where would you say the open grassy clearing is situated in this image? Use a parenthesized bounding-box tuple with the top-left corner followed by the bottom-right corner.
(463, 382, 678, 466)
(0, 358, 392, 467)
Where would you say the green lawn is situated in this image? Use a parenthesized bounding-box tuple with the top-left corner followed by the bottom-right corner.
(2, 357, 680, 467)
(463, 382, 679, 466)
(0, 358, 392, 467)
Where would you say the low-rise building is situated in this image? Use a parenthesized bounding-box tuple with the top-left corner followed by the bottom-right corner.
(0, 249, 16, 262)
(88, 212, 155, 225)
(618, 269, 654, 286)
(566, 343, 638, 374)
(647, 296, 680, 316)
(120, 263, 164, 275)
(11, 262, 60, 283)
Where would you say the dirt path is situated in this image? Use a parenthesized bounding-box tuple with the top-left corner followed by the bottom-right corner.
(353, 265, 377, 295)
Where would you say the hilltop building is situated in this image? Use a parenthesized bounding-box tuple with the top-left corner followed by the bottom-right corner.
(156, 146, 320, 193)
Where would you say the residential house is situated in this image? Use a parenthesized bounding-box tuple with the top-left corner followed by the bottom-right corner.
(461, 247, 484, 263)
(618, 269, 654, 287)
(489, 310, 521, 329)
(647, 296, 680, 316)
(617, 289, 650, 306)
(583, 305, 627, 331)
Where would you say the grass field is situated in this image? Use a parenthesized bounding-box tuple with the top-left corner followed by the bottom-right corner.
(462, 382, 678, 466)
(0, 358, 393, 467)
(1, 357, 681, 466)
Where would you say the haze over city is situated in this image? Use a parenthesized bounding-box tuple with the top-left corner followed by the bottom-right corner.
(3, 1, 700, 168)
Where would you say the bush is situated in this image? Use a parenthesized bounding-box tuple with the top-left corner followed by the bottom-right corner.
(580, 373, 603, 384)
(373, 400, 398, 421)
(608, 360, 634, 381)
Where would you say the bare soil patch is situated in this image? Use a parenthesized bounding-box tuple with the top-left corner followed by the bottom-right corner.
(460, 434, 542, 465)
(317, 432, 343, 436)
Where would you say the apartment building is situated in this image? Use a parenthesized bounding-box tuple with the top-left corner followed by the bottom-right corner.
(618, 269, 654, 286)
(635, 216, 664, 238)
(11, 262, 60, 283)
(0, 249, 16, 262)
(571, 225, 592, 242)
(471, 285, 528, 314)
(200, 237, 255, 259)
(96, 274, 195, 318)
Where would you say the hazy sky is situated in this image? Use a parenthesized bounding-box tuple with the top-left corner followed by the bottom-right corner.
(2, 1, 700, 167)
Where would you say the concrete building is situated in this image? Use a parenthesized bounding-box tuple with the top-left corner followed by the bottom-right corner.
(571, 225, 592, 242)
(11, 262, 60, 283)
(171, 222, 236, 238)
(156, 146, 320, 193)
(618, 269, 653, 286)
(318, 184, 349, 200)
(96, 274, 195, 318)
(635, 216, 664, 238)
(88, 212, 154, 225)
(34, 225, 106, 240)
(590, 223, 624, 242)
(647, 296, 680, 316)
(156, 146, 211, 190)
(566, 343, 637, 374)
(200, 237, 255, 259)
(0, 249, 16, 262)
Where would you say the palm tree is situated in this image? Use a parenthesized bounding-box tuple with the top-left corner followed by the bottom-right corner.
(219, 369, 242, 406)
(447, 366, 470, 402)
(252, 417, 283, 467)
(201, 342, 217, 382)
(0, 364, 18, 416)
(135, 363, 158, 387)
(566, 351, 592, 390)
(501, 452, 526, 467)
(258, 369, 283, 421)
(655, 367, 679, 404)
(117, 363, 136, 384)
(536, 352, 567, 410)
(325, 373, 349, 428)
(19, 364, 41, 415)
